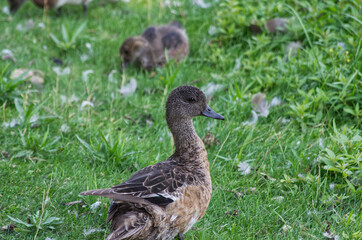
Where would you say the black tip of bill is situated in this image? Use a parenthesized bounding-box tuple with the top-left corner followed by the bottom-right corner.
(202, 105, 224, 120)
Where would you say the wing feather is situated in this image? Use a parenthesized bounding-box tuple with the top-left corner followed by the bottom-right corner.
(82, 161, 194, 207)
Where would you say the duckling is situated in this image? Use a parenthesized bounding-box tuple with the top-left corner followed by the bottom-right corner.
(81, 86, 224, 240)
(7, 0, 91, 15)
(120, 22, 189, 71)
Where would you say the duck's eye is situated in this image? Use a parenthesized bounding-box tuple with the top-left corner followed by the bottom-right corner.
(187, 97, 196, 103)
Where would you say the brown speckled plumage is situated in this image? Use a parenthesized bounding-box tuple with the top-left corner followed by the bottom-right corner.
(81, 86, 224, 240)
(119, 22, 189, 71)
(7, 0, 91, 14)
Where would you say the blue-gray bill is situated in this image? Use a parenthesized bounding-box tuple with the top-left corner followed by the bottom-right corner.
(201, 105, 224, 120)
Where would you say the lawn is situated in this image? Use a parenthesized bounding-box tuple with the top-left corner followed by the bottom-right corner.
(0, 0, 361, 239)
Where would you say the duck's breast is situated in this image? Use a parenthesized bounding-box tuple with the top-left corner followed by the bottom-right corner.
(164, 184, 212, 235)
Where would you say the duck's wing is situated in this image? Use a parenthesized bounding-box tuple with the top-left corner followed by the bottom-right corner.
(81, 162, 193, 207)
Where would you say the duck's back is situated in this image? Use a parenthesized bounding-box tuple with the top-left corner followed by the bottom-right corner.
(141, 23, 189, 65)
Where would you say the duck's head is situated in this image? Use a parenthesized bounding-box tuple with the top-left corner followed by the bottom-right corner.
(166, 86, 224, 122)
(120, 37, 149, 68)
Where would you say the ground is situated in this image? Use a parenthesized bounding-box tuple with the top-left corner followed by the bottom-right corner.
(0, 0, 361, 239)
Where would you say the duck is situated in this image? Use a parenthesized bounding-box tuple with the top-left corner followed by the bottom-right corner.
(81, 85, 224, 240)
(119, 21, 189, 71)
(7, 0, 91, 15)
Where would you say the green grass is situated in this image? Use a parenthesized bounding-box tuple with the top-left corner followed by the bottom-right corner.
(0, 0, 361, 239)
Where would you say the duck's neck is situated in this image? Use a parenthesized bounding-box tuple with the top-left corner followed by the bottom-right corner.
(167, 118, 205, 159)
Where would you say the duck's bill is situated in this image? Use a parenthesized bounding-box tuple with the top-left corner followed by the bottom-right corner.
(202, 105, 224, 120)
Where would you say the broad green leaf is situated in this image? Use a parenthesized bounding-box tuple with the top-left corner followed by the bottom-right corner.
(7, 216, 34, 227)
(61, 25, 69, 43)
(50, 34, 61, 45)
(324, 148, 336, 159)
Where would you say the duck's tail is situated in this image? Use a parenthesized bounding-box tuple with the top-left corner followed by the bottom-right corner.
(106, 202, 150, 240)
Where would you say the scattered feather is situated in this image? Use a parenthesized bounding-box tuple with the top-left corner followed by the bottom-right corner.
(1, 49, 16, 62)
(164, 0, 182, 7)
(108, 70, 118, 83)
(271, 196, 284, 203)
(118, 78, 137, 96)
(45, 237, 56, 240)
(208, 25, 218, 35)
(90, 201, 101, 210)
(227, 58, 242, 77)
(235, 187, 257, 198)
(265, 18, 288, 33)
(201, 82, 224, 97)
(318, 138, 324, 148)
(80, 101, 94, 110)
(10, 68, 45, 88)
(83, 228, 103, 236)
(251, 92, 282, 118)
(60, 94, 80, 105)
(2, 224, 16, 232)
(284, 41, 303, 61)
(282, 224, 292, 233)
(269, 97, 282, 107)
(38, 22, 45, 29)
(2, 118, 20, 128)
(60, 124, 70, 133)
(53, 67, 70, 76)
(192, 0, 211, 8)
(323, 231, 334, 239)
(80, 54, 89, 62)
(16, 19, 34, 31)
(238, 161, 252, 176)
(2, 6, 10, 15)
(251, 93, 269, 117)
(233, 58, 241, 71)
(259, 172, 276, 182)
(85, 43, 93, 53)
(241, 110, 258, 125)
(82, 70, 94, 82)
(64, 200, 83, 206)
(280, 118, 290, 125)
(285, 41, 302, 55)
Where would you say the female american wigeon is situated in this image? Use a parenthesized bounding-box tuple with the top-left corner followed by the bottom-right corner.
(119, 22, 189, 71)
(81, 86, 224, 240)
(7, 0, 91, 15)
